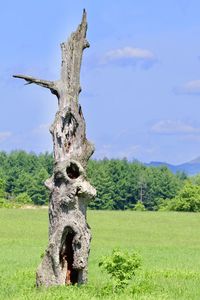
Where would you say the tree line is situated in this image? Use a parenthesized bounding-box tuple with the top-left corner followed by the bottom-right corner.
(0, 151, 53, 205)
(87, 158, 186, 210)
(0, 150, 200, 211)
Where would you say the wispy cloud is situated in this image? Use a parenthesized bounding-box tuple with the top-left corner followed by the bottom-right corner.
(0, 131, 12, 142)
(104, 47, 155, 61)
(94, 143, 157, 161)
(151, 120, 200, 135)
(101, 46, 157, 68)
(32, 123, 50, 135)
(174, 80, 200, 95)
(94, 144, 142, 159)
(179, 134, 200, 142)
(118, 145, 142, 158)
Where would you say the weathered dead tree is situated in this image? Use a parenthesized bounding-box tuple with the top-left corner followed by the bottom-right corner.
(13, 10, 96, 287)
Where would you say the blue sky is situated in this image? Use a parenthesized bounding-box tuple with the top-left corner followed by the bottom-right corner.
(1, 0, 200, 164)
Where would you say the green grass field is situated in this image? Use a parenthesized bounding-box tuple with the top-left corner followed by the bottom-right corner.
(0, 209, 200, 299)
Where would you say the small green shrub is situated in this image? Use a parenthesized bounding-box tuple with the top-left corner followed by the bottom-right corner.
(0, 189, 5, 198)
(0, 198, 6, 207)
(0, 193, 33, 208)
(0, 198, 21, 208)
(134, 201, 146, 211)
(164, 182, 200, 212)
(15, 192, 32, 204)
(99, 248, 141, 289)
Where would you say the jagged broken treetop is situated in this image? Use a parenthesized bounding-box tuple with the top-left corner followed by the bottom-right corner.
(14, 9, 94, 166)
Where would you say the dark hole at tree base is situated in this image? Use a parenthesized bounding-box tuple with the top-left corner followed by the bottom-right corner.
(60, 228, 79, 285)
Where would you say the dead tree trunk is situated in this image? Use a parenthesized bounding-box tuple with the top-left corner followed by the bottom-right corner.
(13, 10, 96, 287)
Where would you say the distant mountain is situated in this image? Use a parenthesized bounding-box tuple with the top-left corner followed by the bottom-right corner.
(189, 156, 200, 164)
(146, 157, 200, 176)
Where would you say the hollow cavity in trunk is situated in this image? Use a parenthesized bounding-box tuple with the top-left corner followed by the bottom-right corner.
(60, 228, 79, 285)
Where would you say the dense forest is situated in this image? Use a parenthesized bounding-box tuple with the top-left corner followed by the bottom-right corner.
(0, 150, 200, 211)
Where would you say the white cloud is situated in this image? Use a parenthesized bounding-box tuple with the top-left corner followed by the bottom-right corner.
(94, 144, 112, 158)
(94, 144, 142, 159)
(32, 123, 50, 134)
(102, 46, 157, 68)
(174, 80, 200, 95)
(0, 131, 12, 142)
(118, 145, 141, 158)
(94, 144, 157, 161)
(151, 120, 200, 135)
(105, 47, 155, 61)
(179, 134, 200, 142)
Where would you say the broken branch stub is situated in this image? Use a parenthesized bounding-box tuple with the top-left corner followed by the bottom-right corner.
(13, 9, 96, 287)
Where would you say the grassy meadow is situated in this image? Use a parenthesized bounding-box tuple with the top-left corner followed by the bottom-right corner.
(0, 209, 200, 299)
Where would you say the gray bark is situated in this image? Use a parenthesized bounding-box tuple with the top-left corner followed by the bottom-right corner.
(14, 10, 96, 287)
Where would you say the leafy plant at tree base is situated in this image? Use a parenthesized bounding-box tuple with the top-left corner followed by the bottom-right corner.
(99, 248, 141, 290)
